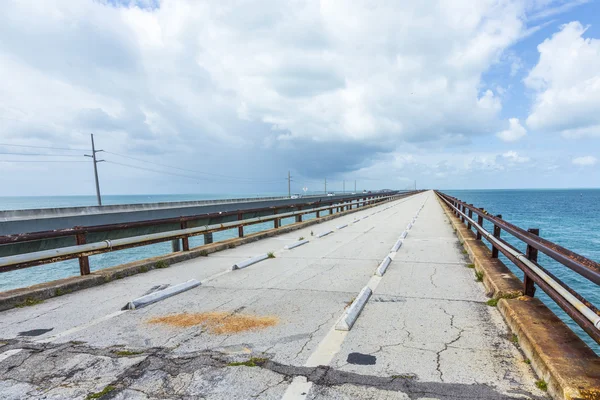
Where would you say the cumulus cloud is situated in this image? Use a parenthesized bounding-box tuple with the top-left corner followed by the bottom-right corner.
(525, 21, 600, 138)
(572, 156, 597, 166)
(501, 150, 530, 163)
(0, 0, 590, 194)
(496, 118, 527, 142)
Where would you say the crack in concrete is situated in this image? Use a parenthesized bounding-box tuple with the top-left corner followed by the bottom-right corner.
(293, 310, 339, 361)
(429, 266, 439, 289)
(435, 306, 465, 383)
(0, 339, 545, 400)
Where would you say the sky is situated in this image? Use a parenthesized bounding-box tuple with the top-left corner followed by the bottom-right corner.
(1, 0, 600, 196)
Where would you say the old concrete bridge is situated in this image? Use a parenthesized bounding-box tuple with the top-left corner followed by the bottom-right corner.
(0, 191, 598, 399)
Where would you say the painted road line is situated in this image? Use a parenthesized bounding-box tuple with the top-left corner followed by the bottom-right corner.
(335, 286, 372, 331)
(37, 310, 128, 343)
(316, 230, 334, 238)
(232, 254, 269, 270)
(124, 279, 201, 310)
(376, 256, 392, 277)
(284, 239, 309, 250)
(336, 224, 348, 230)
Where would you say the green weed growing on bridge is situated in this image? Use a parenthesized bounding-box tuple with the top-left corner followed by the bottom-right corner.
(85, 385, 116, 399)
(155, 260, 169, 269)
(15, 297, 44, 308)
(227, 357, 268, 367)
(267, 252, 275, 258)
(475, 271, 484, 282)
(535, 380, 547, 391)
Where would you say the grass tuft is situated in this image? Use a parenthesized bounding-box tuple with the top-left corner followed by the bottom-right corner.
(227, 357, 268, 367)
(199, 250, 209, 257)
(298, 237, 304, 240)
(511, 334, 519, 343)
(15, 297, 44, 308)
(139, 265, 149, 273)
(228, 243, 237, 249)
(462, 249, 468, 254)
(466, 263, 475, 268)
(535, 380, 547, 391)
(524, 358, 531, 364)
(155, 260, 169, 269)
(475, 271, 484, 282)
(267, 252, 276, 259)
(486, 298, 499, 307)
(85, 385, 116, 399)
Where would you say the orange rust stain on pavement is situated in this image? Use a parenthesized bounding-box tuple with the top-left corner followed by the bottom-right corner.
(147, 312, 279, 334)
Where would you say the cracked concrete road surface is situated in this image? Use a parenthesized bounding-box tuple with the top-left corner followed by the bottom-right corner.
(0, 191, 548, 399)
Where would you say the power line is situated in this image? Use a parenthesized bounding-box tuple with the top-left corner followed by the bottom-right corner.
(103, 150, 286, 183)
(104, 160, 284, 184)
(0, 152, 84, 157)
(0, 160, 90, 163)
(0, 143, 86, 151)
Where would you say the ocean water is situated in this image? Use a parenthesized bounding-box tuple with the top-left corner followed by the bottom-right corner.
(0, 193, 318, 293)
(445, 189, 600, 354)
(1, 190, 598, 353)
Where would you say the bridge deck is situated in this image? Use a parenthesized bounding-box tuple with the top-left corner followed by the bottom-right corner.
(0, 191, 547, 399)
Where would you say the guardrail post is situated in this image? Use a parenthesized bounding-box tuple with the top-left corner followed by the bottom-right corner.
(171, 239, 181, 252)
(75, 232, 91, 275)
(524, 228, 539, 297)
(467, 204, 473, 230)
(491, 215, 502, 258)
(180, 221, 189, 251)
(476, 209, 484, 240)
(238, 212, 244, 237)
(203, 232, 213, 244)
(316, 209, 320, 218)
(274, 210, 279, 228)
(295, 207, 302, 223)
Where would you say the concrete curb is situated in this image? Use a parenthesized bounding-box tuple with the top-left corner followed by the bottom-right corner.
(391, 239, 403, 252)
(232, 254, 269, 270)
(400, 231, 408, 239)
(0, 195, 407, 312)
(436, 194, 600, 400)
(376, 256, 392, 277)
(124, 279, 201, 310)
(284, 239, 309, 250)
(335, 286, 372, 331)
(316, 230, 334, 238)
(336, 224, 348, 230)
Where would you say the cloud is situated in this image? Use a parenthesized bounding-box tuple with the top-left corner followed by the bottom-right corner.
(496, 118, 527, 142)
(572, 156, 597, 166)
(501, 150, 530, 163)
(525, 21, 600, 138)
(0, 1, 593, 194)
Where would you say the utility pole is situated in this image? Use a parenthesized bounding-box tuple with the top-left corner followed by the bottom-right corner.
(324, 178, 327, 194)
(288, 171, 291, 198)
(84, 134, 104, 206)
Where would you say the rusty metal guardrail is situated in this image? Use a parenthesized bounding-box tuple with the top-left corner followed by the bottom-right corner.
(436, 191, 600, 345)
(0, 192, 419, 277)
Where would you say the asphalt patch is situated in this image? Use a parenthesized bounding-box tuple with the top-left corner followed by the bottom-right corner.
(18, 328, 53, 337)
(347, 352, 377, 365)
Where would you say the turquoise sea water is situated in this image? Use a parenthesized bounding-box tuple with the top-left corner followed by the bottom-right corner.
(0, 190, 598, 353)
(445, 189, 599, 354)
